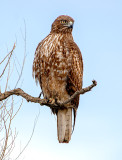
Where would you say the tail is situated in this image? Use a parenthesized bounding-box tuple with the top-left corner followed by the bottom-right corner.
(57, 108, 72, 143)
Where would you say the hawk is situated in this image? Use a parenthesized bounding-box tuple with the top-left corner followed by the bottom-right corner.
(33, 15, 83, 143)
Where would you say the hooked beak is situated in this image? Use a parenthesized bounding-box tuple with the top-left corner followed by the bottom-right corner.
(64, 21, 74, 29)
(68, 21, 74, 28)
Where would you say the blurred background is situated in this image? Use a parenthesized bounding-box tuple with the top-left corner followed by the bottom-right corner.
(0, 0, 122, 159)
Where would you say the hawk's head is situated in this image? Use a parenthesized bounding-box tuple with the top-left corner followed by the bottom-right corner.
(51, 15, 74, 33)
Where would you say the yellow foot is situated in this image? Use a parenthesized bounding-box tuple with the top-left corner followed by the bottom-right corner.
(48, 98, 55, 104)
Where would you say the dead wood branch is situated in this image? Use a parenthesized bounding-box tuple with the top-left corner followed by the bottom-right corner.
(0, 43, 16, 79)
(0, 80, 97, 109)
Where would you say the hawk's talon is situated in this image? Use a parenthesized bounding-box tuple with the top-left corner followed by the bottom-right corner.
(47, 98, 55, 104)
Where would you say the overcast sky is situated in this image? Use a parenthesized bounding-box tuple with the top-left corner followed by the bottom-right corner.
(0, 0, 122, 160)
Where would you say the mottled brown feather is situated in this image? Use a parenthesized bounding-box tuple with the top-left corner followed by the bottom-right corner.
(33, 15, 83, 142)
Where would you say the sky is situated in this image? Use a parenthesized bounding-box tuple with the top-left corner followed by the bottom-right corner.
(0, 0, 122, 160)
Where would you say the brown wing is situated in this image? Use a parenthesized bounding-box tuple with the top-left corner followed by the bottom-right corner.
(33, 34, 52, 90)
(33, 41, 42, 86)
(66, 41, 83, 130)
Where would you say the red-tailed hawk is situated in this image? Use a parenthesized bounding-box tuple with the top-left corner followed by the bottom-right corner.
(33, 15, 83, 143)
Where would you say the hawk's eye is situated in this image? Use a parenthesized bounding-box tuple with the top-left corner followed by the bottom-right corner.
(60, 20, 67, 24)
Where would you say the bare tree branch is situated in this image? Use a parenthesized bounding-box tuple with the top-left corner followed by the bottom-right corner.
(14, 109, 40, 160)
(59, 80, 97, 106)
(15, 22, 26, 88)
(0, 43, 15, 79)
(0, 80, 97, 109)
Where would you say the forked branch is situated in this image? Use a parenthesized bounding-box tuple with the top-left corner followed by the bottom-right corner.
(0, 80, 97, 109)
(0, 43, 16, 79)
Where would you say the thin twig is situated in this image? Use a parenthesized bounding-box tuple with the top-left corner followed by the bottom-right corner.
(0, 43, 15, 79)
(15, 21, 26, 88)
(0, 50, 13, 65)
(5, 60, 10, 91)
(15, 110, 40, 160)
(11, 99, 23, 120)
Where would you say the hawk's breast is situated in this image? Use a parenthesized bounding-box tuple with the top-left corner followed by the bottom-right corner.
(33, 33, 72, 82)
